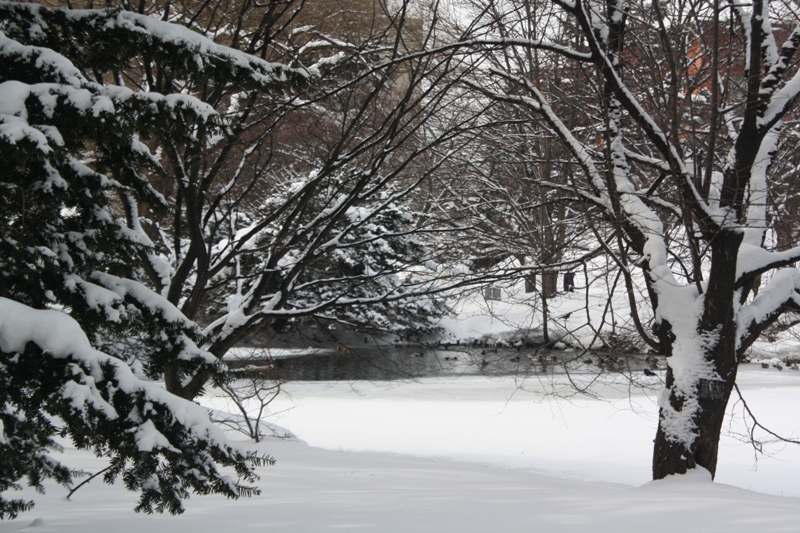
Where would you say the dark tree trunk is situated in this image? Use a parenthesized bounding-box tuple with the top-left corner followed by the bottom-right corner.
(515, 255, 536, 293)
(542, 270, 557, 298)
(652, 358, 737, 479)
(525, 275, 536, 293)
(652, 230, 742, 479)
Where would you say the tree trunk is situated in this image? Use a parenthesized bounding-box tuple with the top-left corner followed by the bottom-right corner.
(652, 230, 742, 479)
(515, 255, 536, 293)
(525, 275, 536, 293)
(652, 360, 736, 479)
(542, 270, 557, 298)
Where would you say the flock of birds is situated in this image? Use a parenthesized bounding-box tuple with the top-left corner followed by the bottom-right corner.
(405, 345, 800, 376)
(408, 348, 666, 375)
(755, 361, 800, 371)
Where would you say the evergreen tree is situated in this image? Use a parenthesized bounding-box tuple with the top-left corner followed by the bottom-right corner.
(0, 2, 292, 517)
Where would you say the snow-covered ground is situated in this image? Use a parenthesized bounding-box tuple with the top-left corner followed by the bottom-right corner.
(263, 368, 800, 497)
(4, 273, 800, 532)
(4, 366, 800, 533)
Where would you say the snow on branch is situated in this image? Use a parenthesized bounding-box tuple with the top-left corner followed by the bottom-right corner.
(742, 128, 778, 246)
(756, 0, 780, 72)
(466, 69, 611, 209)
(571, 2, 722, 233)
(91, 272, 217, 365)
(378, 36, 594, 69)
(758, 68, 800, 132)
(737, 268, 800, 350)
(0, 297, 260, 515)
(758, 23, 800, 107)
(0, 31, 84, 86)
(0, 56, 223, 153)
(736, 243, 800, 286)
(0, 2, 308, 90)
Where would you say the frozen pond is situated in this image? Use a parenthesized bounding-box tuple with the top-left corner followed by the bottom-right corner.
(230, 345, 666, 381)
(252, 365, 800, 497)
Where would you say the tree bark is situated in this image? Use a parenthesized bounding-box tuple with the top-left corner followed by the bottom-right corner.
(653, 230, 742, 479)
(652, 361, 736, 479)
(542, 270, 557, 298)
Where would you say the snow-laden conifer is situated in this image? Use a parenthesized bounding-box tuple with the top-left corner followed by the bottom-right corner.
(0, 2, 296, 517)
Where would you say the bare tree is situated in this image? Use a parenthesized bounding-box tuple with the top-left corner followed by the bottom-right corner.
(35, 0, 493, 399)
(213, 350, 290, 443)
(431, 0, 600, 345)
(451, 0, 800, 479)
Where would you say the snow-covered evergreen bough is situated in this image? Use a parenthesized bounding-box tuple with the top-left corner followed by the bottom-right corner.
(0, 300, 269, 518)
(0, 2, 287, 518)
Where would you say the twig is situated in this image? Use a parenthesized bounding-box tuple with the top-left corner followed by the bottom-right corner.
(734, 383, 800, 453)
(67, 466, 112, 499)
